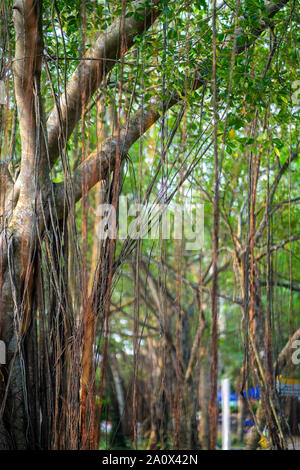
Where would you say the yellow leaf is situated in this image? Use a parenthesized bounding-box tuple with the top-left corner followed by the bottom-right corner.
(228, 128, 235, 140)
(275, 147, 280, 157)
(259, 436, 269, 449)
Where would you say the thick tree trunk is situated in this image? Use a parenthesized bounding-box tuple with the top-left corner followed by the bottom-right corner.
(0, 0, 45, 448)
(0, 266, 29, 449)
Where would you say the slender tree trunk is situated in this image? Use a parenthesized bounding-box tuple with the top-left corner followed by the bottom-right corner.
(198, 348, 210, 450)
(237, 395, 245, 444)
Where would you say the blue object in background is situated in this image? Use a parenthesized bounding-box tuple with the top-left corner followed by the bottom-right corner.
(244, 419, 254, 427)
(217, 386, 260, 404)
(244, 418, 255, 433)
(243, 386, 260, 400)
(218, 390, 238, 403)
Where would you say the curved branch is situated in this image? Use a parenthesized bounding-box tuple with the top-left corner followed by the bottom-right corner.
(254, 151, 299, 244)
(277, 328, 300, 373)
(54, 93, 178, 211)
(54, 0, 290, 209)
(46, 0, 162, 168)
(235, 0, 289, 53)
(256, 233, 300, 261)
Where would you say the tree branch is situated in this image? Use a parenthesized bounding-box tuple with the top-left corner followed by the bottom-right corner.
(256, 233, 300, 261)
(276, 328, 300, 373)
(235, 0, 289, 53)
(53, 0, 290, 209)
(46, 0, 162, 169)
(54, 93, 176, 211)
(254, 151, 299, 245)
